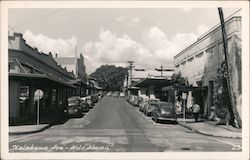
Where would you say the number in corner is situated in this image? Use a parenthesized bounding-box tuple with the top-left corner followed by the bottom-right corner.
(232, 145, 241, 151)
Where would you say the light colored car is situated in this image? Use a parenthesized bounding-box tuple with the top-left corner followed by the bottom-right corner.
(139, 97, 149, 112)
(120, 92, 125, 98)
(144, 98, 160, 116)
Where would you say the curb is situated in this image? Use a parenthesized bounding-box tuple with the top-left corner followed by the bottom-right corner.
(9, 114, 69, 135)
(9, 124, 51, 135)
(178, 122, 242, 139)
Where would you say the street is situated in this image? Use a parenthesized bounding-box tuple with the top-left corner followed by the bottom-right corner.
(9, 96, 241, 152)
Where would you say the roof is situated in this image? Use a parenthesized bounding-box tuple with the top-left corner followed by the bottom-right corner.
(134, 78, 172, 88)
(54, 57, 76, 65)
(8, 32, 76, 79)
(9, 73, 76, 88)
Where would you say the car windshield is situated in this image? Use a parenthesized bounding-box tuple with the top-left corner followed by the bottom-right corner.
(158, 103, 173, 109)
(148, 100, 157, 104)
(68, 99, 78, 104)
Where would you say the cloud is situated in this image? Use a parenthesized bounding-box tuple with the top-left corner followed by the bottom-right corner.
(116, 16, 141, 27)
(83, 25, 206, 74)
(23, 30, 77, 57)
(197, 24, 210, 36)
(116, 16, 125, 22)
(23, 23, 209, 75)
(128, 17, 141, 27)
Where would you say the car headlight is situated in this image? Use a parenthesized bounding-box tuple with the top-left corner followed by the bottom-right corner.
(75, 109, 78, 112)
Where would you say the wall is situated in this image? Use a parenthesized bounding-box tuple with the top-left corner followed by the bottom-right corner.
(174, 17, 242, 119)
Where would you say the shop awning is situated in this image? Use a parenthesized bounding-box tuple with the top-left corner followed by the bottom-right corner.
(134, 78, 172, 88)
(9, 72, 76, 88)
(162, 85, 207, 92)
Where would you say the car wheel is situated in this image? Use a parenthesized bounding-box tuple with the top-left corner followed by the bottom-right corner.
(154, 115, 158, 123)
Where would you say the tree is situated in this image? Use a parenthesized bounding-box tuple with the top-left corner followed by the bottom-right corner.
(214, 61, 238, 127)
(171, 71, 189, 87)
(90, 65, 128, 91)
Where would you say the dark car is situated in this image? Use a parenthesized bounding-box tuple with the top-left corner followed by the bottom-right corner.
(151, 102, 177, 123)
(66, 96, 84, 117)
(91, 94, 99, 103)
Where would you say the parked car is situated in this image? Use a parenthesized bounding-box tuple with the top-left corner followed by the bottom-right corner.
(107, 92, 112, 97)
(151, 101, 177, 123)
(139, 97, 149, 112)
(91, 94, 99, 103)
(120, 92, 125, 98)
(112, 91, 120, 97)
(81, 96, 94, 109)
(144, 98, 160, 116)
(66, 96, 84, 117)
(131, 96, 141, 107)
(128, 95, 137, 106)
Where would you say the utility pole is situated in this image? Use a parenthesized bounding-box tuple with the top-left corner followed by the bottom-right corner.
(127, 61, 135, 87)
(218, 8, 241, 128)
(155, 65, 174, 76)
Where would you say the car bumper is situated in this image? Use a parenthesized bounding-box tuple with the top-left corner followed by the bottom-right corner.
(157, 117, 177, 121)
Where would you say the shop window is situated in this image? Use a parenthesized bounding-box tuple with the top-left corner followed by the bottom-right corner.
(19, 86, 30, 116)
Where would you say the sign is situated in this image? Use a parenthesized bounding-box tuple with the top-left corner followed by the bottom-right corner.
(182, 92, 187, 100)
(34, 89, 43, 125)
(34, 89, 44, 100)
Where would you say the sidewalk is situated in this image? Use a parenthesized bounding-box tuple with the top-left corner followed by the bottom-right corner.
(9, 124, 50, 135)
(178, 118, 242, 139)
(9, 111, 68, 135)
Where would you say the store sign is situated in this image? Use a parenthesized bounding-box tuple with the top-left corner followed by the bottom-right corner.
(34, 89, 44, 100)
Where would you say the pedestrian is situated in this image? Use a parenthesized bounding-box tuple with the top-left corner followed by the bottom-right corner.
(192, 103, 200, 122)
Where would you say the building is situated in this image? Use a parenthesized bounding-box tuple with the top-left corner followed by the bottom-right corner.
(124, 67, 174, 98)
(9, 32, 78, 125)
(87, 78, 103, 95)
(54, 54, 88, 97)
(174, 16, 242, 119)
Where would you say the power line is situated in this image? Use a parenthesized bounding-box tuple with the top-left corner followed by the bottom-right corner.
(12, 9, 64, 29)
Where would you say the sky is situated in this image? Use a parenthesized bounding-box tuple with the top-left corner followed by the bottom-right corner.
(8, 8, 240, 74)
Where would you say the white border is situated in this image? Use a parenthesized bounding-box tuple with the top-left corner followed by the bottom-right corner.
(1, 1, 249, 160)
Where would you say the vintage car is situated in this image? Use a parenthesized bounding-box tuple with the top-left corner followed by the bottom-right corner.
(66, 96, 89, 117)
(151, 101, 177, 123)
(91, 94, 99, 103)
(81, 96, 94, 109)
(144, 98, 160, 116)
(139, 97, 149, 112)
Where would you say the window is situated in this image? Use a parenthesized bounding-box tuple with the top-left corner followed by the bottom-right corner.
(195, 52, 204, 58)
(19, 86, 30, 116)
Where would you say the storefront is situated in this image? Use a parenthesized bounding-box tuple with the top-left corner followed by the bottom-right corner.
(8, 32, 79, 125)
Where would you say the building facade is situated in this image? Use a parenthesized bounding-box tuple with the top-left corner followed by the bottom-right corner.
(174, 16, 242, 119)
(9, 32, 78, 125)
(54, 54, 88, 97)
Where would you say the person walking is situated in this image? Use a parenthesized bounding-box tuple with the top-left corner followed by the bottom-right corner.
(192, 103, 200, 122)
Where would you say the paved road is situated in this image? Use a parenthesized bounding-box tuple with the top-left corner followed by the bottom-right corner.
(9, 96, 241, 152)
